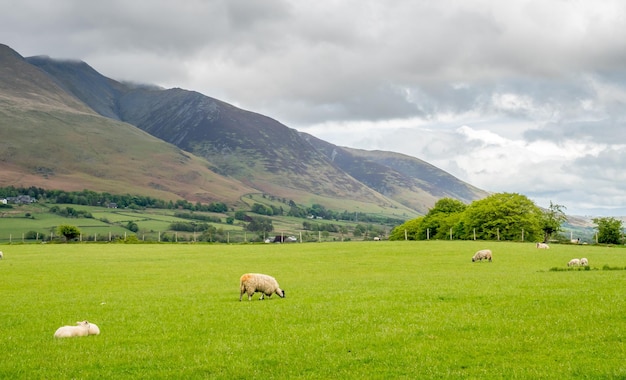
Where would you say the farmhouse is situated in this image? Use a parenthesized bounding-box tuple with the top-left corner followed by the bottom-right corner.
(5, 195, 36, 204)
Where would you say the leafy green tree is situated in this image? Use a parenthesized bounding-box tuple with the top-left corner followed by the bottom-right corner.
(57, 224, 81, 242)
(540, 201, 567, 243)
(460, 193, 542, 241)
(389, 217, 424, 240)
(419, 198, 467, 239)
(125, 221, 139, 232)
(245, 217, 273, 233)
(593, 217, 624, 244)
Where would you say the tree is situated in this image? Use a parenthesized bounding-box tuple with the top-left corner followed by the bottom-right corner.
(57, 224, 81, 242)
(125, 221, 139, 232)
(245, 216, 274, 233)
(593, 217, 624, 244)
(540, 201, 567, 243)
(389, 217, 424, 240)
(418, 198, 467, 239)
(460, 193, 542, 241)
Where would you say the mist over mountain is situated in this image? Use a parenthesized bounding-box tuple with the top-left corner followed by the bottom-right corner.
(1, 43, 489, 216)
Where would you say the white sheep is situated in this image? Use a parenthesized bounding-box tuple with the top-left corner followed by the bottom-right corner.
(0, 250, 3, 259)
(88, 322, 100, 335)
(580, 258, 589, 266)
(472, 249, 492, 262)
(53, 320, 91, 338)
(568, 258, 581, 267)
(536, 242, 550, 249)
(240, 273, 285, 301)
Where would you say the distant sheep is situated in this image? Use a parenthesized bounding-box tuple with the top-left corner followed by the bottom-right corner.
(580, 258, 589, 266)
(0, 251, 3, 259)
(472, 249, 492, 262)
(536, 242, 550, 249)
(240, 273, 285, 301)
(54, 321, 91, 338)
(568, 258, 581, 267)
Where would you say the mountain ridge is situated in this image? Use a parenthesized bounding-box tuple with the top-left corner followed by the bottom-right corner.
(1, 43, 489, 216)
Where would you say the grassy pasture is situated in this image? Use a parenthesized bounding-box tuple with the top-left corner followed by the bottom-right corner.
(0, 241, 624, 379)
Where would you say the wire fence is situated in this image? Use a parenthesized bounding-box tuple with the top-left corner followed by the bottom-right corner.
(0, 229, 370, 244)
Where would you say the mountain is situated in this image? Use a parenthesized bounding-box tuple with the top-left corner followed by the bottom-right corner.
(1, 43, 489, 216)
(299, 132, 489, 212)
(0, 44, 255, 204)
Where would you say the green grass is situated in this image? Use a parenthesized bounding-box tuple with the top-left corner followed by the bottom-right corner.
(0, 241, 625, 379)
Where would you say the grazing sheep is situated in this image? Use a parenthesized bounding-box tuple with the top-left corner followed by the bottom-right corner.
(0, 251, 3, 259)
(580, 258, 589, 266)
(240, 273, 285, 301)
(472, 249, 492, 262)
(568, 258, 581, 267)
(536, 242, 550, 249)
(54, 321, 91, 338)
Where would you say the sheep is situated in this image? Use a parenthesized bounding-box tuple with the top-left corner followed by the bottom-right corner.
(536, 242, 550, 249)
(580, 257, 589, 266)
(240, 273, 285, 301)
(53, 321, 91, 338)
(568, 258, 581, 267)
(88, 322, 100, 335)
(0, 251, 3, 259)
(472, 249, 492, 262)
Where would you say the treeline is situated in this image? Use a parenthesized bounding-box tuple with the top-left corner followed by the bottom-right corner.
(389, 193, 565, 242)
(0, 186, 228, 212)
(254, 202, 404, 226)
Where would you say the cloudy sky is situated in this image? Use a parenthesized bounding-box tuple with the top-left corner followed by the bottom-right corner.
(3, 0, 626, 215)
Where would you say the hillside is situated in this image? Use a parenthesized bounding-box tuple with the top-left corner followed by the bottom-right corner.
(0, 44, 255, 205)
(23, 50, 488, 215)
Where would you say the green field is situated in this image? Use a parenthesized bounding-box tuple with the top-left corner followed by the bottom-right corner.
(1, 241, 625, 379)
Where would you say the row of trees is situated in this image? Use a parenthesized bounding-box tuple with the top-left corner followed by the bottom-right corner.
(389, 193, 566, 242)
(390, 193, 625, 244)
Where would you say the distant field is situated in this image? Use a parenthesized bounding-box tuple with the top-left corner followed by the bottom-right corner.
(0, 204, 382, 243)
(0, 241, 624, 379)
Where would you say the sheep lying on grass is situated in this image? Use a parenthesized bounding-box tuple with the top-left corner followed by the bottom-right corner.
(536, 242, 550, 249)
(88, 322, 100, 335)
(54, 321, 91, 338)
(240, 273, 285, 301)
(472, 249, 492, 262)
(568, 258, 581, 267)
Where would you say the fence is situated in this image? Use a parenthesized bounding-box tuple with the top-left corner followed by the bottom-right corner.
(0, 229, 364, 244)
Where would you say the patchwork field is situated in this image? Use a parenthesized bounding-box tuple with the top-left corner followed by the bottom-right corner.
(0, 241, 624, 379)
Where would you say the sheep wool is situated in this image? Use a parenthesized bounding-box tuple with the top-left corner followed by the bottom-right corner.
(54, 321, 91, 338)
(88, 322, 100, 335)
(568, 258, 581, 267)
(240, 273, 285, 301)
(472, 249, 492, 262)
